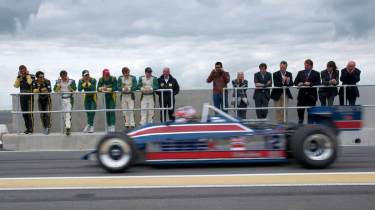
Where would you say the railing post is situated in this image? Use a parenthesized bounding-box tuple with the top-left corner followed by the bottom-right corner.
(222, 88, 225, 111)
(234, 87, 238, 118)
(161, 89, 164, 122)
(103, 92, 107, 132)
(16, 94, 20, 134)
(59, 93, 64, 134)
(344, 85, 347, 105)
(283, 86, 286, 123)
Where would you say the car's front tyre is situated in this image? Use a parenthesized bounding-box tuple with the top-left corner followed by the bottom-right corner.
(96, 133, 136, 173)
(291, 124, 338, 169)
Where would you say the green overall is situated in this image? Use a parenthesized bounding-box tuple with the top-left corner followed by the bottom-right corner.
(78, 78, 97, 126)
(97, 76, 117, 126)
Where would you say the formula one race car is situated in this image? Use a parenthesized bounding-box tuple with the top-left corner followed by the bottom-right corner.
(93, 103, 362, 173)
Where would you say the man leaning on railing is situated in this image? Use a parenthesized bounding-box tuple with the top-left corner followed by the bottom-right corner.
(294, 59, 321, 124)
(319, 61, 339, 106)
(54, 70, 77, 136)
(118, 67, 138, 129)
(270, 61, 293, 123)
(339, 61, 361, 106)
(231, 72, 248, 119)
(253, 63, 272, 119)
(138, 67, 159, 126)
(97, 69, 117, 132)
(78, 70, 97, 133)
(32, 71, 52, 135)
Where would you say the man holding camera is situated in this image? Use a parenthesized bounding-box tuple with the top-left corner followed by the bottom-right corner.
(14, 65, 35, 134)
(207, 62, 230, 112)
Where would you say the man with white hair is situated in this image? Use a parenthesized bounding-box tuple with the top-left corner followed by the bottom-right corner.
(231, 72, 248, 119)
(157, 67, 180, 122)
(339, 61, 361, 106)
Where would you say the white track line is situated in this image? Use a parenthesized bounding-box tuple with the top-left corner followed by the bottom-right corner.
(1, 171, 375, 180)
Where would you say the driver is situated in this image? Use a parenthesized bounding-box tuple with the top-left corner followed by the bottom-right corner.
(175, 106, 198, 123)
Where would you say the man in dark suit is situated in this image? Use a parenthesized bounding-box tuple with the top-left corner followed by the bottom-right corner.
(253, 63, 272, 119)
(339, 61, 361, 106)
(271, 61, 293, 123)
(294, 59, 321, 124)
(319, 61, 339, 106)
(157, 67, 180, 122)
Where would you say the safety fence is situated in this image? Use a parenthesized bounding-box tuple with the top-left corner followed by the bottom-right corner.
(224, 84, 375, 123)
(11, 89, 173, 134)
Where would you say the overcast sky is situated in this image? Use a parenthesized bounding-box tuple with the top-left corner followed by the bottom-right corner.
(1, 0, 375, 109)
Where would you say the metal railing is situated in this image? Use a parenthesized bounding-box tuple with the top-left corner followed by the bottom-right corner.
(224, 84, 375, 123)
(11, 89, 173, 134)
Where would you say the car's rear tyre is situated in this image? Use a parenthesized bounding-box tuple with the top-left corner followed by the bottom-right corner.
(291, 124, 338, 169)
(96, 133, 136, 173)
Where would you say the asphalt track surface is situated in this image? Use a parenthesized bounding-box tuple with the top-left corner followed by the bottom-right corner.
(0, 146, 375, 210)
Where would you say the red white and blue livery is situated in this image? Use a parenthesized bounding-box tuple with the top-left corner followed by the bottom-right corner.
(91, 103, 362, 173)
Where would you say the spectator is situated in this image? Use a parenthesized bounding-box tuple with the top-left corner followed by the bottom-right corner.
(97, 69, 117, 132)
(118, 67, 137, 129)
(54, 70, 77, 136)
(32, 71, 52, 135)
(138, 67, 159, 125)
(253, 63, 272, 119)
(14, 65, 35, 134)
(206, 62, 230, 112)
(231, 72, 248, 119)
(319, 61, 339, 106)
(78, 70, 97, 133)
(157, 67, 180, 122)
(339, 61, 361, 106)
(271, 61, 293, 123)
(294, 59, 321, 124)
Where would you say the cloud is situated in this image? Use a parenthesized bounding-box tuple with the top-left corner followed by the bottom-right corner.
(0, 0, 41, 34)
(0, 0, 375, 109)
(327, 0, 375, 38)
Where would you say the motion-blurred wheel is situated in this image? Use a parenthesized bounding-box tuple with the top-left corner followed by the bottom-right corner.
(291, 124, 338, 169)
(96, 133, 135, 173)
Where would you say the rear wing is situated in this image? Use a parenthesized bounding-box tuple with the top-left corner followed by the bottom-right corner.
(308, 106, 363, 130)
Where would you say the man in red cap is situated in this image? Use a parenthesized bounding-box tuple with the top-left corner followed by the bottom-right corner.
(97, 69, 117, 132)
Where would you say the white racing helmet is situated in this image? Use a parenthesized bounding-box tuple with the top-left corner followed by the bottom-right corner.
(175, 106, 197, 120)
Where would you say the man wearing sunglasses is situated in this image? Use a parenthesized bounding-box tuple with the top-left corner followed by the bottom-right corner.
(32, 71, 52, 135)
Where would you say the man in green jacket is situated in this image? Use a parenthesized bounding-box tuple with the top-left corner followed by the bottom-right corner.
(78, 70, 97, 133)
(98, 69, 117, 132)
(54, 70, 77, 136)
(118, 67, 137, 128)
(138, 67, 159, 125)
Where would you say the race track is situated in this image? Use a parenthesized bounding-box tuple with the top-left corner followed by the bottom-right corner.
(0, 146, 374, 210)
